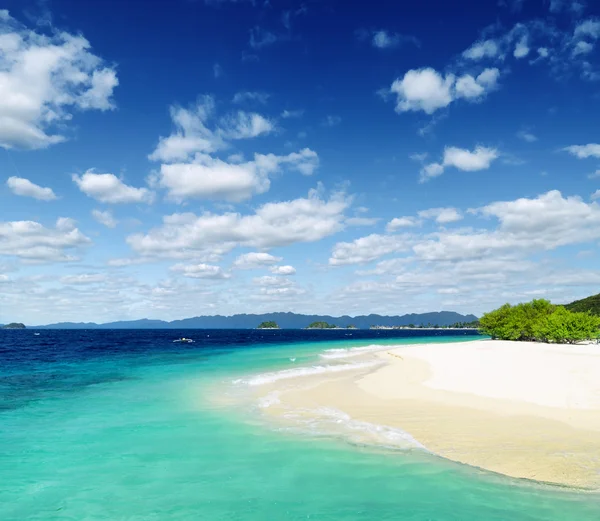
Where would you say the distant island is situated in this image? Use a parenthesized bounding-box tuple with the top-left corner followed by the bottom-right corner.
(2, 323, 26, 329)
(257, 321, 279, 329)
(371, 321, 480, 330)
(25, 311, 479, 329)
(306, 321, 336, 329)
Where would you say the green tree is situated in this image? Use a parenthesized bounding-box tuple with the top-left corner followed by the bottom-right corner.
(257, 321, 279, 329)
(480, 299, 600, 343)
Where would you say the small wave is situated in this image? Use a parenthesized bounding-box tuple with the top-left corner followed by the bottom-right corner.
(320, 344, 399, 360)
(237, 360, 381, 386)
(281, 406, 426, 451)
(257, 391, 281, 408)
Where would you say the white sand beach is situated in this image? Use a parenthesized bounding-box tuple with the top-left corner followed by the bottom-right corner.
(258, 340, 600, 488)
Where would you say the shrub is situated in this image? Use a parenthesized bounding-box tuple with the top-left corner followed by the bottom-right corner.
(480, 299, 600, 343)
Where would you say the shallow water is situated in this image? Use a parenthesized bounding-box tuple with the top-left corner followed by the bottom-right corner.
(1, 329, 599, 520)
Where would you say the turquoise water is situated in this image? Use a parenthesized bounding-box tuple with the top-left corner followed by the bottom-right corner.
(1, 331, 599, 520)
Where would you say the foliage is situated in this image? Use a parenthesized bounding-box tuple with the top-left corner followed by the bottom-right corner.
(2, 323, 26, 329)
(564, 293, 600, 316)
(257, 321, 279, 329)
(480, 299, 600, 343)
(307, 321, 336, 329)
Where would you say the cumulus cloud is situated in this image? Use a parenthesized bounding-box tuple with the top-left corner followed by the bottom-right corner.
(72, 171, 154, 204)
(154, 148, 319, 202)
(420, 145, 498, 182)
(232, 91, 270, 105)
(329, 234, 411, 266)
(270, 265, 296, 275)
(463, 39, 499, 60)
(91, 209, 117, 228)
(149, 97, 275, 164)
(369, 30, 419, 49)
(233, 252, 282, 269)
(563, 143, 600, 159)
(60, 273, 106, 285)
(322, 115, 342, 127)
(389, 67, 499, 114)
(0, 11, 117, 150)
(517, 130, 538, 142)
(0, 217, 90, 262)
(6, 176, 57, 200)
(218, 111, 275, 139)
(386, 217, 420, 231)
(281, 109, 304, 119)
(513, 35, 530, 58)
(249, 26, 278, 49)
(170, 263, 230, 279)
(574, 19, 600, 39)
(127, 189, 351, 260)
(418, 207, 463, 224)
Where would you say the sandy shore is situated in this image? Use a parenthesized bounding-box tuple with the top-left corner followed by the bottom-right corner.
(259, 340, 600, 488)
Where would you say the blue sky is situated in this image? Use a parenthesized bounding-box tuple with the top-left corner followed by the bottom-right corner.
(1, 0, 600, 324)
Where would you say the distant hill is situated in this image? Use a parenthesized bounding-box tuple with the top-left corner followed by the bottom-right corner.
(564, 294, 600, 316)
(30, 311, 478, 329)
(2, 323, 26, 329)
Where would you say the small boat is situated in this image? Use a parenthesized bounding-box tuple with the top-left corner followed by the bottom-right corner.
(173, 338, 194, 343)
(34, 333, 40, 336)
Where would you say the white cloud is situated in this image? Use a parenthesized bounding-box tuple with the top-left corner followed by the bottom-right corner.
(249, 26, 278, 49)
(170, 263, 230, 279)
(418, 207, 463, 224)
(573, 41, 594, 56)
(213, 63, 222, 78)
(60, 273, 106, 285)
(420, 145, 498, 182)
(72, 171, 154, 204)
(6, 176, 56, 200)
(454, 68, 500, 99)
(149, 97, 223, 163)
(0, 11, 117, 150)
(386, 217, 420, 231)
(219, 111, 275, 139)
(233, 252, 282, 269)
(232, 91, 269, 104)
(127, 189, 351, 260)
(463, 40, 499, 60)
(563, 143, 600, 159)
(444, 145, 498, 171)
(281, 109, 304, 119)
(0, 217, 90, 262)
(270, 265, 296, 275)
(91, 209, 117, 228)
(154, 148, 318, 202)
(369, 30, 418, 49)
(390, 67, 499, 115)
(592, 190, 600, 200)
(345, 217, 380, 227)
(390, 68, 454, 114)
(322, 115, 341, 127)
(538, 47, 549, 58)
(513, 35, 530, 58)
(517, 130, 537, 142)
(574, 20, 600, 39)
(329, 234, 411, 266)
(253, 275, 292, 287)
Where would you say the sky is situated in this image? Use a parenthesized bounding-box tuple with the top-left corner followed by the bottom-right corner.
(1, 0, 600, 324)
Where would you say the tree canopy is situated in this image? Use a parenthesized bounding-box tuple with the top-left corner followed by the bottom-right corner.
(257, 321, 279, 329)
(479, 299, 600, 343)
(565, 293, 600, 316)
(306, 321, 336, 329)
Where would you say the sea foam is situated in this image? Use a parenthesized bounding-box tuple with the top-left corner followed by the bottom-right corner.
(281, 406, 427, 451)
(236, 360, 381, 386)
(320, 344, 400, 360)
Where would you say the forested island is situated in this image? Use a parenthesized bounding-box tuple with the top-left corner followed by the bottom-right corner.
(2, 323, 26, 329)
(257, 321, 280, 329)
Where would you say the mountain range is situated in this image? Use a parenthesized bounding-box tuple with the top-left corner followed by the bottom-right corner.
(17, 311, 479, 330)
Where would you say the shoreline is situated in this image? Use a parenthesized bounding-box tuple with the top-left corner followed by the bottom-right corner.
(250, 339, 600, 489)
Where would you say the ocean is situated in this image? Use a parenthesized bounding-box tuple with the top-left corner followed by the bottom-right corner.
(1, 329, 598, 520)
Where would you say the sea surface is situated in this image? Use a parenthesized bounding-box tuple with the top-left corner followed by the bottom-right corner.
(1, 329, 599, 520)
